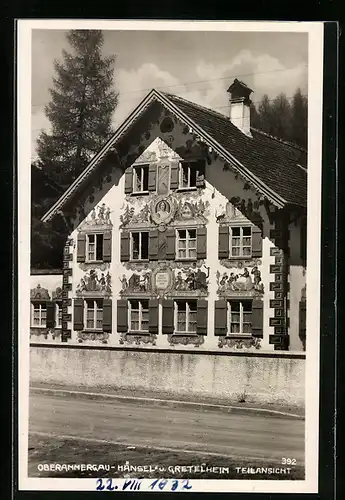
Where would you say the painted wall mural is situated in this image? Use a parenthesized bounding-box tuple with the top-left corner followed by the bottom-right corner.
(218, 337, 262, 349)
(119, 332, 157, 346)
(168, 334, 205, 347)
(120, 271, 152, 295)
(78, 203, 112, 231)
(76, 270, 112, 296)
(120, 195, 210, 229)
(216, 267, 264, 295)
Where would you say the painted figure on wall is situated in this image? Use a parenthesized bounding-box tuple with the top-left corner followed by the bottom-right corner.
(216, 268, 263, 294)
(174, 266, 209, 292)
(155, 200, 170, 221)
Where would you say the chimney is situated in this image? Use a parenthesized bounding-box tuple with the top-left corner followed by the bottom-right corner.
(227, 79, 253, 137)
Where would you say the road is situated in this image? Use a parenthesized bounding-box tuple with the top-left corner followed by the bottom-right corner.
(29, 390, 304, 463)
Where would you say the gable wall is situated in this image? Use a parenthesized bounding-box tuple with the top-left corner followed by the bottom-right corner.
(32, 109, 306, 352)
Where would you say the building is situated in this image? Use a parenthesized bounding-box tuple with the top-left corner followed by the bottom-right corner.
(30, 79, 307, 352)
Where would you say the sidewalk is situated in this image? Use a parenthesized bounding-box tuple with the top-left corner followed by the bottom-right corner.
(30, 381, 305, 419)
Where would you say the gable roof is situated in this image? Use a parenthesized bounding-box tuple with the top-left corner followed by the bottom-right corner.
(42, 88, 307, 222)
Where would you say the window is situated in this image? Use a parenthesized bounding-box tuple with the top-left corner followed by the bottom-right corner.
(133, 165, 149, 192)
(179, 162, 198, 189)
(230, 226, 252, 257)
(131, 231, 149, 260)
(85, 299, 103, 330)
(175, 300, 197, 333)
(87, 233, 104, 261)
(176, 228, 197, 259)
(56, 302, 62, 328)
(227, 300, 252, 335)
(129, 299, 149, 332)
(31, 302, 47, 327)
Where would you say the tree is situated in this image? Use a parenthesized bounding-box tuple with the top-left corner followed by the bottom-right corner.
(251, 89, 307, 149)
(290, 88, 308, 149)
(36, 30, 118, 187)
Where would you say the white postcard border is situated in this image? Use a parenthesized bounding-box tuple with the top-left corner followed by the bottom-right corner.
(17, 19, 324, 493)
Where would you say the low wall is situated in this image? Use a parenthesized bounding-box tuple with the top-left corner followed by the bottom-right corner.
(30, 345, 305, 408)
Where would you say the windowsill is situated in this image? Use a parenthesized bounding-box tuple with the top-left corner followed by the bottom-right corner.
(173, 332, 198, 336)
(175, 258, 197, 262)
(83, 329, 103, 333)
(127, 330, 150, 335)
(85, 260, 105, 264)
(129, 259, 149, 263)
(225, 256, 253, 260)
(226, 334, 253, 339)
(131, 191, 149, 196)
(30, 325, 46, 329)
(176, 187, 198, 192)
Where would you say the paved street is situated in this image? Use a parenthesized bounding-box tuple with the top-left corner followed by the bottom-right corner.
(29, 389, 304, 464)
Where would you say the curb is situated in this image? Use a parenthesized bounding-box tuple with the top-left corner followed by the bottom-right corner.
(30, 386, 304, 420)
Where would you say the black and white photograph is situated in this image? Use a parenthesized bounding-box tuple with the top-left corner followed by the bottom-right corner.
(17, 20, 324, 493)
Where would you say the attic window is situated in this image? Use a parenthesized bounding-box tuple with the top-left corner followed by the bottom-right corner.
(178, 161, 205, 189)
(133, 165, 149, 193)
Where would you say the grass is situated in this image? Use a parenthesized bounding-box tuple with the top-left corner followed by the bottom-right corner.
(28, 434, 305, 480)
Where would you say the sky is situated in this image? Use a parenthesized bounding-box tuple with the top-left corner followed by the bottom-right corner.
(31, 29, 308, 158)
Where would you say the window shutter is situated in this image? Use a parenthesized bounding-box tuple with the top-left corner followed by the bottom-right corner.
(103, 231, 112, 262)
(103, 298, 112, 332)
(165, 228, 176, 260)
(197, 227, 207, 259)
(214, 300, 227, 335)
(162, 299, 174, 334)
(73, 299, 84, 331)
(251, 299, 263, 338)
(170, 161, 179, 190)
(124, 167, 133, 194)
(197, 299, 208, 335)
(46, 301, 56, 328)
(251, 224, 263, 258)
(299, 300, 306, 337)
(148, 164, 157, 191)
(149, 230, 159, 260)
(117, 300, 128, 333)
(149, 299, 159, 334)
(77, 233, 86, 262)
(120, 231, 130, 261)
(196, 160, 206, 188)
(218, 226, 229, 259)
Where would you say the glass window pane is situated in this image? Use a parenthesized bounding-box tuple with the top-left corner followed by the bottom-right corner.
(232, 227, 240, 237)
(178, 250, 186, 259)
(243, 227, 251, 236)
(181, 165, 189, 187)
(88, 234, 95, 243)
(230, 323, 240, 333)
(141, 232, 149, 259)
(96, 234, 104, 260)
(190, 165, 197, 187)
(243, 323, 252, 334)
(143, 166, 149, 191)
(178, 230, 186, 239)
(231, 301, 240, 312)
(242, 301, 252, 312)
(188, 229, 196, 239)
(188, 249, 197, 259)
(141, 300, 149, 310)
(131, 300, 139, 310)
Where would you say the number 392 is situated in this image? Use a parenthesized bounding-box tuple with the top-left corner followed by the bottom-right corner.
(282, 458, 296, 465)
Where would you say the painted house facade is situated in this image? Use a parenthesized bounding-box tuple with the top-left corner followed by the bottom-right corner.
(31, 80, 307, 352)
